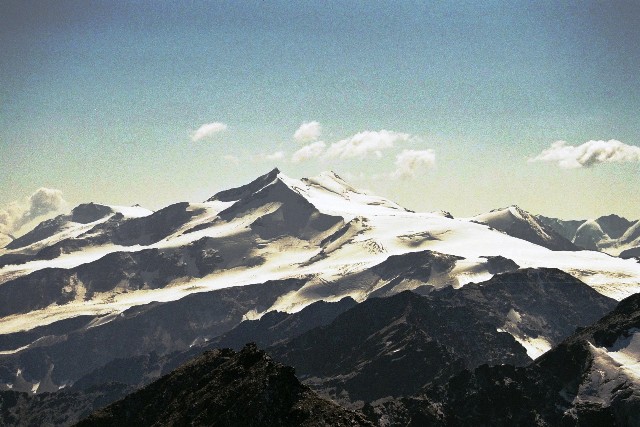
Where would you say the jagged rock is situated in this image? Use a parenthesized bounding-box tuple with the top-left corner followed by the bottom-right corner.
(373, 292, 640, 426)
(76, 344, 373, 427)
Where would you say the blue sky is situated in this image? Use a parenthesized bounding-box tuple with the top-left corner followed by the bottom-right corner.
(1, 0, 639, 222)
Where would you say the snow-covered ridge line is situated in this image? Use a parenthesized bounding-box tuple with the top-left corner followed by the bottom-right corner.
(0, 169, 639, 336)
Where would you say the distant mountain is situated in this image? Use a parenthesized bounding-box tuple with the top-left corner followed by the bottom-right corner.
(269, 268, 615, 403)
(471, 205, 579, 251)
(538, 214, 640, 257)
(619, 220, 640, 253)
(5, 203, 116, 251)
(573, 219, 609, 250)
(536, 215, 584, 242)
(0, 203, 152, 267)
(597, 214, 636, 240)
(76, 344, 373, 427)
(371, 290, 640, 426)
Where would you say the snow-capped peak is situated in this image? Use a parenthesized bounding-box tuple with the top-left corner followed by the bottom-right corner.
(208, 169, 408, 220)
(470, 205, 578, 251)
(472, 205, 527, 228)
(207, 168, 281, 203)
(277, 170, 409, 218)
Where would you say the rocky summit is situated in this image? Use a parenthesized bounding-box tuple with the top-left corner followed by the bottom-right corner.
(76, 344, 373, 427)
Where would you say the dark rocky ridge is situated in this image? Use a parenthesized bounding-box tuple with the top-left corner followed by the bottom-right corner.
(210, 297, 358, 350)
(76, 344, 373, 427)
(370, 291, 640, 426)
(620, 246, 640, 259)
(269, 268, 615, 403)
(0, 270, 624, 426)
(69, 203, 115, 225)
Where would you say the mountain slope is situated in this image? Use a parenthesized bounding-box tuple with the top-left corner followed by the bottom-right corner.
(372, 290, 640, 426)
(70, 296, 358, 392)
(0, 279, 306, 392)
(471, 205, 578, 251)
(573, 219, 609, 250)
(0, 204, 152, 268)
(269, 268, 615, 402)
(76, 344, 373, 427)
(0, 383, 132, 427)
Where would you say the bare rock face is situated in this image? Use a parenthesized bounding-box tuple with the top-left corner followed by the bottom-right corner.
(70, 203, 114, 224)
(596, 214, 635, 240)
(269, 268, 615, 403)
(76, 344, 373, 427)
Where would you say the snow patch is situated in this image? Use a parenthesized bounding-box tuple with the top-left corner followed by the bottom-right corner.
(110, 205, 153, 218)
(605, 328, 640, 381)
(500, 308, 552, 359)
(580, 341, 640, 405)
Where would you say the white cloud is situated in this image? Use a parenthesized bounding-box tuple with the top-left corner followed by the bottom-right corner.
(0, 187, 67, 235)
(294, 121, 321, 143)
(191, 122, 228, 142)
(265, 151, 285, 161)
(529, 140, 640, 169)
(391, 149, 436, 179)
(325, 130, 415, 159)
(291, 141, 327, 163)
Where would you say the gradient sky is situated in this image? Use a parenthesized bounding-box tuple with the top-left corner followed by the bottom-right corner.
(2, 0, 639, 221)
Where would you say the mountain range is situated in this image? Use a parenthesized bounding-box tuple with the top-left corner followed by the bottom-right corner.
(0, 169, 639, 425)
(538, 214, 640, 258)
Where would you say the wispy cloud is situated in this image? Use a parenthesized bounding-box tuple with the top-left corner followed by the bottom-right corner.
(529, 140, 640, 168)
(191, 122, 228, 142)
(0, 188, 67, 236)
(325, 130, 415, 159)
(291, 141, 327, 163)
(294, 121, 321, 143)
(391, 149, 436, 179)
